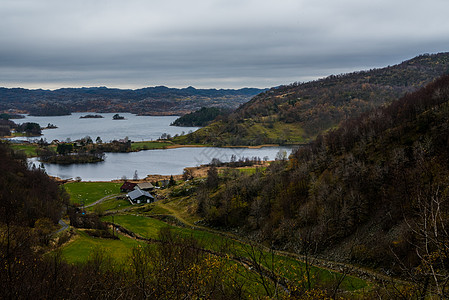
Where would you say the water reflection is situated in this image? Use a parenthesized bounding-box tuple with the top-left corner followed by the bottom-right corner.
(29, 146, 293, 181)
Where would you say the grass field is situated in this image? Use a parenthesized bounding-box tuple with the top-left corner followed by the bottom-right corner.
(59, 207, 368, 294)
(131, 141, 173, 151)
(10, 143, 39, 157)
(59, 178, 369, 294)
(132, 203, 173, 215)
(87, 197, 132, 212)
(10, 143, 57, 157)
(107, 214, 367, 292)
(156, 196, 202, 226)
(102, 214, 172, 239)
(61, 230, 141, 264)
(64, 181, 122, 206)
(103, 214, 231, 252)
(173, 119, 307, 145)
(238, 167, 267, 175)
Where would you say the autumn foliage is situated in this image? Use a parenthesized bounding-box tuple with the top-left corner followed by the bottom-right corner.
(199, 74, 449, 297)
(185, 53, 449, 145)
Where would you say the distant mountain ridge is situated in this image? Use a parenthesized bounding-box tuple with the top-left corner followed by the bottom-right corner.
(0, 86, 266, 116)
(177, 52, 449, 146)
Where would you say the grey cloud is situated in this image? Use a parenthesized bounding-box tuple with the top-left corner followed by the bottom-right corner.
(1, 0, 449, 89)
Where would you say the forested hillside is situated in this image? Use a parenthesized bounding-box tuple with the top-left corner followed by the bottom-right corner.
(0, 141, 70, 297)
(171, 107, 232, 127)
(0, 86, 265, 116)
(0, 143, 65, 225)
(195, 74, 449, 297)
(179, 53, 449, 145)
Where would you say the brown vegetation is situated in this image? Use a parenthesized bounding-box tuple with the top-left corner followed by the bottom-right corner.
(182, 53, 449, 145)
(194, 74, 449, 297)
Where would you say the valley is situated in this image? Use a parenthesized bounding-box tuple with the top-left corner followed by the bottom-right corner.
(1, 54, 449, 298)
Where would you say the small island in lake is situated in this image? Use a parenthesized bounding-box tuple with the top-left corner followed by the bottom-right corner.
(80, 114, 104, 119)
(43, 123, 58, 129)
(112, 113, 125, 120)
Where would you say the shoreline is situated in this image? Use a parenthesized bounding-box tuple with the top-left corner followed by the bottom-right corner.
(12, 140, 294, 160)
(51, 161, 273, 184)
(163, 143, 286, 149)
(164, 144, 206, 149)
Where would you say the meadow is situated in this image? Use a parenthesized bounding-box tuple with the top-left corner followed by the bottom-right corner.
(64, 181, 122, 205)
(61, 230, 141, 263)
(60, 178, 368, 295)
(105, 214, 368, 292)
(130, 141, 173, 151)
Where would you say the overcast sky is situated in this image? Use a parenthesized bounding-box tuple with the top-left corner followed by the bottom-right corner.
(1, 0, 449, 90)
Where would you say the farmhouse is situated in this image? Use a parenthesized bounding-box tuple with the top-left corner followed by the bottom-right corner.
(136, 182, 154, 191)
(127, 189, 154, 204)
(120, 181, 137, 192)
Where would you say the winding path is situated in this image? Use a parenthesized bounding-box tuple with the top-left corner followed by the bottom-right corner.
(54, 219, 69, 234)
(52, 193, 119, 236)
(84, 194, 120, 208)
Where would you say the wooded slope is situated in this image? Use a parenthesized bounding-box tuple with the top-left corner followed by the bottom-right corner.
(181, 53, 449, 145)
(198, 74, 449, 294)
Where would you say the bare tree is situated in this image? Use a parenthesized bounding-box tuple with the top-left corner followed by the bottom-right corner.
(407, 185, 449, 298)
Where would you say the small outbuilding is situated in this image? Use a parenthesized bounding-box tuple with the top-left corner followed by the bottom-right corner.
(136, 182, 154, 191)
(160, 179, 170, 188)
(120, 182, 137, 193)
(127, 189, 154, 204)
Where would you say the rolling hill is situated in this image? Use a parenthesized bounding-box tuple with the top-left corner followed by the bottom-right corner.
(176, 52, 449, 146)
(0, 86, 265, 116)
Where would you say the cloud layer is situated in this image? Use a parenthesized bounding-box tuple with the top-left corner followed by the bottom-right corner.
(1, 0, 449, 89)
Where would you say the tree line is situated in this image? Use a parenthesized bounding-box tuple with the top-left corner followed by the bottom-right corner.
(171, 106, 232, 127)
(194, 74, 449, 298)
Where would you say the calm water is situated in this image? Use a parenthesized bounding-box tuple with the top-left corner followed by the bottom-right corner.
(11, 113, 199, 142)
(18, 113, 293, 180)
(29, 146, 293, 181)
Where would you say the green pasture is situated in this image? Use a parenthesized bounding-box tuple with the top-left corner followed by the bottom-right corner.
(238, 167, 267, 175)
(131, 141, 172, 151)
(268, 255, 367, 292)
(61, 230, 141, 264)
(107, 214, 368, 292)
(106, 214, 228, 250)
(10, 143, 39, 157)
(250, 121, 307, 144)
(87, 197, 132, 212)
(102, 214, 172, 239)
(64, 181, 122, 206)
(61, 228, 279, 297)
(10, 143, 57, 158)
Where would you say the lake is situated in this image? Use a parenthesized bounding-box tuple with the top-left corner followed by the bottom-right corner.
(18, 113, 294, 180)
(11, 112, 199, 142)
(29, 146, 294, 181)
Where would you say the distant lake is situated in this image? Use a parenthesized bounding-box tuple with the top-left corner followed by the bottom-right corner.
(10, 113, 198, 142)
(29, 146, 293, 181)
(17, 113, 294, 181)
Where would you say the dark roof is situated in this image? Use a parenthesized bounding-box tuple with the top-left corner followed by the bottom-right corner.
(120, 182, 137, 190)
(128, 189, 154, 201)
